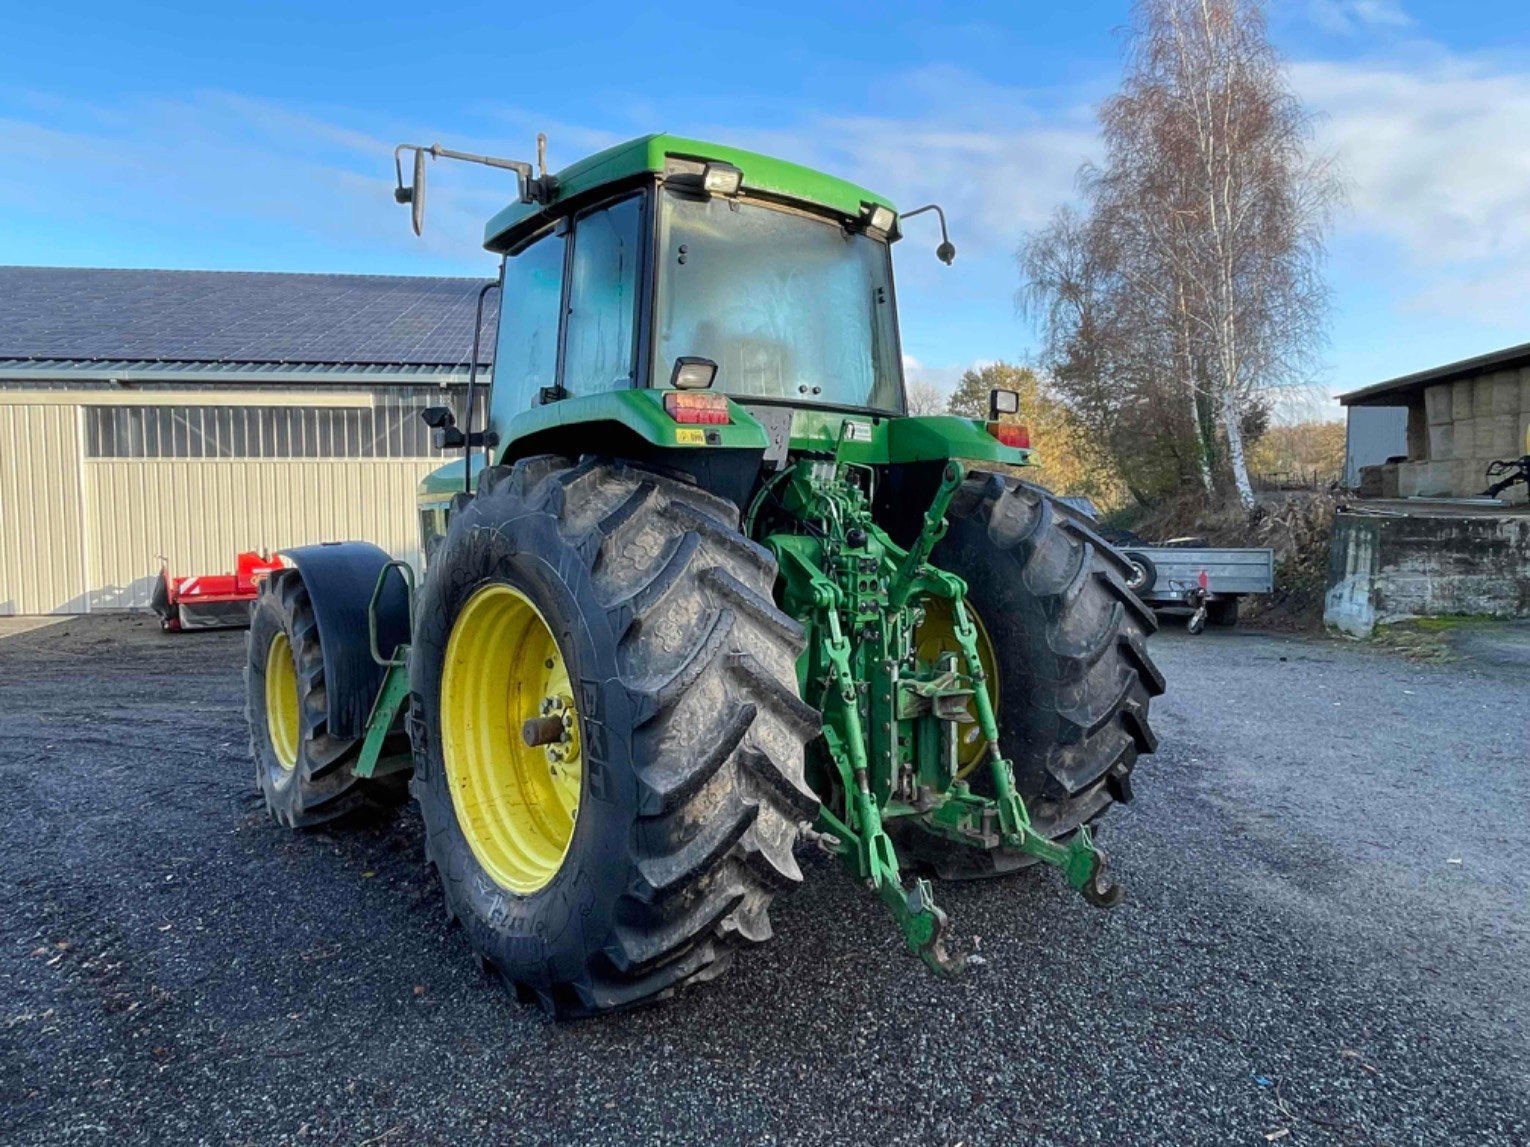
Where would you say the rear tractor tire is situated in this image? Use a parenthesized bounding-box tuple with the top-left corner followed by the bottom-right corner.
(245, 570, 407, 828)
(896, 473, 1165, 881)
(408, 456, 819, 1017)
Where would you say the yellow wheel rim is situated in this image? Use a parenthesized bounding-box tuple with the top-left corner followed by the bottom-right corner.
(913, 598, 1001, 776)
(440, 583, 583, 896)
(265, 632, 301, 772)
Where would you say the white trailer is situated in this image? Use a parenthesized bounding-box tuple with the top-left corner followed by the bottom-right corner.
(1118, 544, 1275, 631)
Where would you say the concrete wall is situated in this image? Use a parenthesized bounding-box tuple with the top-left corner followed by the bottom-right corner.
(1324, 511, 1530, 636)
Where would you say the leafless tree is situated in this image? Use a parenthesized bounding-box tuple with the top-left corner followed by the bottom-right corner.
(1021, 0, 1339, 510)
(904, 379, 948, 417)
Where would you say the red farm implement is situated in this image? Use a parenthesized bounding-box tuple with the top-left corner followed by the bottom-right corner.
(151, 552, 284, 632)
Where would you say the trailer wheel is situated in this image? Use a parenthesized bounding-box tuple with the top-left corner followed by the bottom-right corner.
(896, 474, 1164, 880)
(408, 456, 818, 1017)
(1207, 597, 1240, 627)
(245, 570, 407, 827)
(1122, 550, 1156, 594)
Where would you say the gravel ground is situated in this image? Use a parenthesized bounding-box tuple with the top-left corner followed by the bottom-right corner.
(1, 613, 1526, 1146)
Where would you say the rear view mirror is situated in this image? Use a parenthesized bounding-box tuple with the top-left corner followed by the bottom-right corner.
(902, 203, 957, 266)
(421, 405, 464, 447)
(411, 149, 426, 235)
(394, 147, 428, 235)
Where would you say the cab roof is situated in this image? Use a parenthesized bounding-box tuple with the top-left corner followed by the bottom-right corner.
(483, 134, 897, 252)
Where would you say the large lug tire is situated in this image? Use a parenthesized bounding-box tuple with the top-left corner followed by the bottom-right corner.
(245, 570, 407, 828)
(897, 472, 1165, 880)
(408, 456, 819, 1017)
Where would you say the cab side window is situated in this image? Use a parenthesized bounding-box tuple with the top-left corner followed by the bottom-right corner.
(492, 228, 566, 418)
(562, 196, 643, 396)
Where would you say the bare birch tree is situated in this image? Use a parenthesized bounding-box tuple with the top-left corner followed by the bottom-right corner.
(1021, 0, 1339, 510)
(904, 379, 948, 417)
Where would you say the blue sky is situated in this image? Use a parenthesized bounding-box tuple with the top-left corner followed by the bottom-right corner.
(3, 0, 1528, 417)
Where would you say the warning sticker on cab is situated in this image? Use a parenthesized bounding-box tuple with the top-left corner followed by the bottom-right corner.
(843, 420, 872, 443)
(675, 428, 706, 445)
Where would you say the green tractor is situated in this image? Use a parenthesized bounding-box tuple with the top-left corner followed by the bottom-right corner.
(244, 134, 1163, 1016)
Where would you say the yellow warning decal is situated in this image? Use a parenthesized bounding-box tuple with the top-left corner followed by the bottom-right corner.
(675, 428, 706, 445)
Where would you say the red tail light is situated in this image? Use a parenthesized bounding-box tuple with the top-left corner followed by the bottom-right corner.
(664, 392, 731, 425)
(987, 422, 1030, 449)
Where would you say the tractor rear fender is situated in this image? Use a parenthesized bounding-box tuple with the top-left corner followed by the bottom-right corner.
(497, 389, 770, 462)
(419, 389, 772, 510)
(277, 542, 411, 740)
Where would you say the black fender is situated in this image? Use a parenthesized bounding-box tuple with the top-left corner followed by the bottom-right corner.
(278, 542, 411, 741)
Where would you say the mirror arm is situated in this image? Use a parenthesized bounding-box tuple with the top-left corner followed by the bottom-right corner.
(901, 203, 956, 265)
(394, 142, 557, 208)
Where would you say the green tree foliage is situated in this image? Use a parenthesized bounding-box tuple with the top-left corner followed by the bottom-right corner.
(947, 362, 1126, 508)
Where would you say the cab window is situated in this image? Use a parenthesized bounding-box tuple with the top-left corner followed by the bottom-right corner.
(491, 227, 565, 420)
(562, 195, 643, 396)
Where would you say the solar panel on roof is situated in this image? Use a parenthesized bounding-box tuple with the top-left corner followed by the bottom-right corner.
(0, 267, 499, 366)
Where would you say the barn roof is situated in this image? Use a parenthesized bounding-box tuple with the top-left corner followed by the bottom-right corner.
(0, 266, 498, 374)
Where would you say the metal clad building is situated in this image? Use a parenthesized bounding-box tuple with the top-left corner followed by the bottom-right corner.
(0, 266, 494, 615)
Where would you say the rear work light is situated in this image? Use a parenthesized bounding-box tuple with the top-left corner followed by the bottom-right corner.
(987, 422, 1030, 449)
(664, 392, 731, 425)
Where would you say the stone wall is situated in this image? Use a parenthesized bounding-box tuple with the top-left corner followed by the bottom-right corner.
(1401, 366, 1530, 502)
(1324, 510, 1530, 636)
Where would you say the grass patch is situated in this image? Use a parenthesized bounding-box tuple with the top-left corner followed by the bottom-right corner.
(1371, 615, 1496, 661)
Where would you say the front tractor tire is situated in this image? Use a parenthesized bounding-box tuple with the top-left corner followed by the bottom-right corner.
(901, 472, 1165, 880)
(245, 570, 407, 827)
(409, 457, 819, 1017)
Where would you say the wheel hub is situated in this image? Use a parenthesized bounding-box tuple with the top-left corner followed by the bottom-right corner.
(439, 583, 583, 896)
(265, 631, 300, 772)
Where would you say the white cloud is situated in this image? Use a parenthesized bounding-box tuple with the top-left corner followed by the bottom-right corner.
(1293, 52, 1530, 325)
(601, 65, 1100, 267)
(902, 356, 1001, 396)
(0, 69, 1098, 285)
(0, 90, 513, 273)
(1307, 0, 1414, 35)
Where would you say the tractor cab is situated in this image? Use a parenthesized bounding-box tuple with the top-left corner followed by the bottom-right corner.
(480, 135, 906, 421)
(406, 135, 998, 511)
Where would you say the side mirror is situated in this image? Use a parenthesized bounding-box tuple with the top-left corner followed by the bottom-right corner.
(421, 405, 466, 447)
(989, 388, 1019, 420)
(410, 149, 426, 236)
(394, 148, 428, 235)
(901, 203, 956, 266)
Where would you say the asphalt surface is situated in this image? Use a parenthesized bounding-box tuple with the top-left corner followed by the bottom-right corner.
(2, 613, 1526, 1146)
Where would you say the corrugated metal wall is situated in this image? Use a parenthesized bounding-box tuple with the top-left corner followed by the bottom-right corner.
(0, 389, 455, 615)
(1344, 406, 1410, 488)
(81, 459, 441, 610)
(0, 402, 87, 613)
